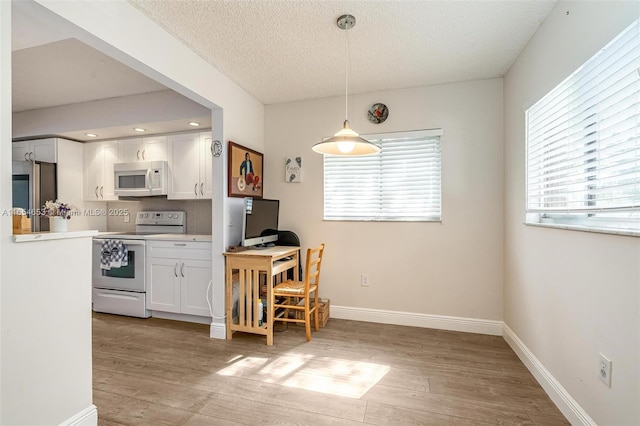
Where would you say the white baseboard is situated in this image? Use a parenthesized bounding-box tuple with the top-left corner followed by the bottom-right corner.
(150, 311, 211, 324)
(60, 405, 97, 426)
(210, 321, 226, 339)
(503, 324, 595, 426)
(331, 305, 503, 336)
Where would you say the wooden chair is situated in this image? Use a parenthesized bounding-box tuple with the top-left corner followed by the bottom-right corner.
(272, 243, 325, 341)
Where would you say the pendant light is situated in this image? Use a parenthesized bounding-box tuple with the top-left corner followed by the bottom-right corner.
(312, 14, 381, 156)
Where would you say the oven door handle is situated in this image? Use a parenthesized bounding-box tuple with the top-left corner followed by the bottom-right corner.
(93, 239, 146, 246)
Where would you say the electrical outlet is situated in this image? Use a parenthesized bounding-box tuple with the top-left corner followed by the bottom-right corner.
(123, 213, 130, 223)
(599, 353, 612, 387)
(361, 273, 369, 287)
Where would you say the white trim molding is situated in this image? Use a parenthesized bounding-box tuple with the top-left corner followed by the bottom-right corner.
(210, 322, 226, 339)
(60, 405, 97, 426)
(331, 305, 503, 336)
(503, 324, 596, 426)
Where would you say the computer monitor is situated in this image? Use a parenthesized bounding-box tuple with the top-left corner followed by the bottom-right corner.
(241, 197, 279, 247)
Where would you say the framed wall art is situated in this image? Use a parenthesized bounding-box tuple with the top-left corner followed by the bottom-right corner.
(228, 141, 264, 198)
(285, 157, 302, 183)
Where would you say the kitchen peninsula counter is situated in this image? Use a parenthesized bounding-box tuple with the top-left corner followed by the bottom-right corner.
(13, 230, 99, 243)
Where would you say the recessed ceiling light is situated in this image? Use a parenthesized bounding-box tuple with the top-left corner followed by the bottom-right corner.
(134, 127, 146, 132)
(85, 133, 97, 138)
(188, 121, 201, 127)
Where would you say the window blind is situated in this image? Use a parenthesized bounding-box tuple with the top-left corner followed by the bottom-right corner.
(526, 19, 640, 216)
(323, 129, 442, 221)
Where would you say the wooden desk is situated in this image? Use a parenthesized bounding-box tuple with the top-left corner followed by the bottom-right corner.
(224, 246, 299, 345)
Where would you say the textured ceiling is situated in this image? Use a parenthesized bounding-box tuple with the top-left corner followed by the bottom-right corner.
(129, 0, 557, 105)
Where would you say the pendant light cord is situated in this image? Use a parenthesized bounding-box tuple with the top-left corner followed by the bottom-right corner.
(344, 24, 349, 122)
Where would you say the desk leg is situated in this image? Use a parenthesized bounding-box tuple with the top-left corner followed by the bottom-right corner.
(267, 266, 274, 346)
(225, 263, 233, 340)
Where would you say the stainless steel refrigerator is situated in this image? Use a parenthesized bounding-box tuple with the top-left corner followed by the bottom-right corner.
(12, 160, 57, 232)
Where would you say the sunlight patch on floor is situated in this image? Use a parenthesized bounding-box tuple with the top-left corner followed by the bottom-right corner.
(217, 356, 268, 377)
(216, 352, 389, 398)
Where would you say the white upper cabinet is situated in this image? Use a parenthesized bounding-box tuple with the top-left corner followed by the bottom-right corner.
(83, 141, 118, 201)
(168, 131, 212, 200)
(12, 138, 57, 163)
(118, 136, 167, 162)
(200, 133, 214, 199)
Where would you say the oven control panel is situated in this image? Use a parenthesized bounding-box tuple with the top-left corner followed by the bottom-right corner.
(137, 211, 185, 226)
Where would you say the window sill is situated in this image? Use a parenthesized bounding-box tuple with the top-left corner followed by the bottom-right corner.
(524, 222, 640, 238)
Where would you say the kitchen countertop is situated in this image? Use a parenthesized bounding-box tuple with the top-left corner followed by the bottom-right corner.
(93, 232, 211, 242)
(14, 230, 99, 243)
(145, 234, 212, 242)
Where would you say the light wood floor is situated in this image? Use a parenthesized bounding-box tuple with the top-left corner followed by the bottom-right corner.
(93, 313, 569, 425)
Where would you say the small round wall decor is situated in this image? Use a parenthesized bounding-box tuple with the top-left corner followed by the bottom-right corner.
(368, 103, 389, 124)
(212, 140, 223, 157)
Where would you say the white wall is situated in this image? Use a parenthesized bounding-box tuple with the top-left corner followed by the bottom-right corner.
(1, 0, 264, 423)
(504, 2, 640, 425)
(1, 237, 94, 426)
(265, 79, 504, 325)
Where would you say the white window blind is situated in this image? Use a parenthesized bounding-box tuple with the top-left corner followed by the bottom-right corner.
(323, 129, 442, 221)
(526, 19, 640, 229)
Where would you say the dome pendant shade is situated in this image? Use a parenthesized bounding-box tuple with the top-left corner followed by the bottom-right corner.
(312, 120, 380, 155)
(313, 14, 381, 157)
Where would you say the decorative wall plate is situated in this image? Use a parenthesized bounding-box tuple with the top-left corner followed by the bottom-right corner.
(368, 103, 389, 124)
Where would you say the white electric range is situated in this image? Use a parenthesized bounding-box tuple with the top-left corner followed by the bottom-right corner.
(92, 211, 186, 318)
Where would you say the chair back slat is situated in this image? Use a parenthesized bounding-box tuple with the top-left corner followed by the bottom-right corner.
(304, 244, 324, 292)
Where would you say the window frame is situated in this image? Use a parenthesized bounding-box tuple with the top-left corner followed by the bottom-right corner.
(322, 128, 444, 223)
(525, 18, 640, 236)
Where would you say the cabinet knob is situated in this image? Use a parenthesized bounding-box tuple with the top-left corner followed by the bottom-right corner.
(136, 150, 140, 160)
(180, 263, 185, 278)
(100, 186, 104, 199)
(174, 263, 178, 277)
(95, 186, 99, 198)
(142, 149, 146, 160)
(200, 183, 204, 196)
(194, 183, 198, 196)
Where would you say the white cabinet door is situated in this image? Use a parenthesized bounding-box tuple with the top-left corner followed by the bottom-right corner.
(83, 141, 118, 201)
(180, 259, 212, 316)
(12, 139, 57, 162)
(200, 133, 214, 199)
(119, 137, 167, 162)
(147, 257, 181, 313)
(101, 141, 119, 201)
(168, 133, 201, 199)
(141, 136, 167, 161)
(12, 141, 30, 162)
(31, 138, 57, 163)
(83, 143, 103, 201)
(118, 138, 142, 163)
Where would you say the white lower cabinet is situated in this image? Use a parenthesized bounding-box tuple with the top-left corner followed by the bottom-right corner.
(147, 241, 212, 317)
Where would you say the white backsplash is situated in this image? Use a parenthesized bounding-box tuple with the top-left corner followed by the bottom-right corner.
(107, 198, 212, 234)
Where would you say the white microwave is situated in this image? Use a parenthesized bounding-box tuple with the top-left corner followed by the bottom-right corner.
(114, 161, 168, 197)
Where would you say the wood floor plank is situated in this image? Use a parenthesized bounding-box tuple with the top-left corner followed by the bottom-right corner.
(92, 313, 568, 425)
(362, 383, 536, 425)
(181, 414, 244, 426)
(198, 392, 365, 425)
(363, 401, 454, 425)
(93, 389, 193, 426)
